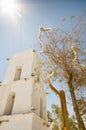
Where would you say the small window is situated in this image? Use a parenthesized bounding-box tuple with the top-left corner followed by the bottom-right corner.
(4, 92, 15, 115)
(14, 68, 22, 81)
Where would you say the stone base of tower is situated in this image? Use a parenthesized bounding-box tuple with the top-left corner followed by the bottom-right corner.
(0, 113, 51, 130)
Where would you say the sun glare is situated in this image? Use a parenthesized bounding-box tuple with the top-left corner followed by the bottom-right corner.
(1, 0, 16, 15)
(0, 0, 21, 18)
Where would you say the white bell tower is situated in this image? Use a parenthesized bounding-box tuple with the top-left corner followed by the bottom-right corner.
(0, 49, 51, 130)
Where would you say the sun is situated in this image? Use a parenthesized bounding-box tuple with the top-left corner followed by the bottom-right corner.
(0, 0, 21, 18)
(0, 0, 16, 15)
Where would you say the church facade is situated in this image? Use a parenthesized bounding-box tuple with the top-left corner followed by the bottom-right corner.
(0, 49, 51, 130)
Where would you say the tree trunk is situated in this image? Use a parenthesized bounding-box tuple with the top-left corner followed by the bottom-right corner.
(68, 79, 86, 130)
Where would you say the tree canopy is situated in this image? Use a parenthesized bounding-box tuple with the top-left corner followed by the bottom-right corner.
(48, 104, 78, 130)
(39, 13, 86, 130)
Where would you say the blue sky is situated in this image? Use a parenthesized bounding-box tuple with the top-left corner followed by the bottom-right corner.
(0, 0, 86, 114)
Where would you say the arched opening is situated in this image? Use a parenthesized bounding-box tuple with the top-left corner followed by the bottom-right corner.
(40, 97, 43, 118)
(4, 92, 15, 115)
(14, 67, 22, 81)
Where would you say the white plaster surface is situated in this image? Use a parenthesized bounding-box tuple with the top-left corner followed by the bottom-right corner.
(4, 49, 43, 84)
(0, 113, 51, 130)
(0, 79, 34, 115)
(0, 49, 52, 130)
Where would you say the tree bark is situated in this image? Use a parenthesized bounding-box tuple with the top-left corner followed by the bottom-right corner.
(68, 78, 86, 130)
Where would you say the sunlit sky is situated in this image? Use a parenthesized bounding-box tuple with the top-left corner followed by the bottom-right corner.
(0, 0, 86, 114)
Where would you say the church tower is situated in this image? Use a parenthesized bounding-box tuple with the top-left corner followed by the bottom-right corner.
(0, 49, 51, 130)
